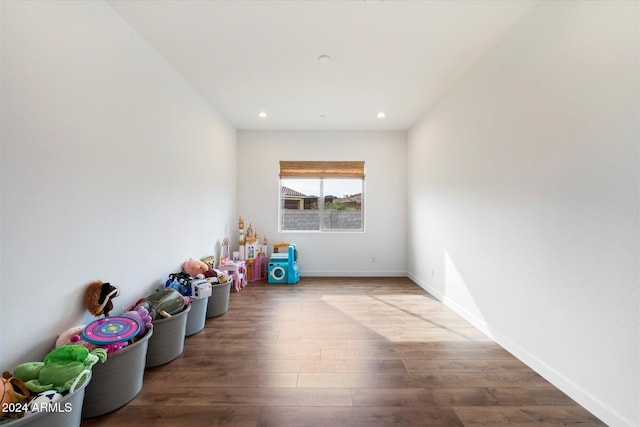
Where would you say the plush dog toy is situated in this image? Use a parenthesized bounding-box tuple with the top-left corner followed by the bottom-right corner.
(13, 345, 107, 393)
(85, 280, 120, 317)
(182, 259, 209, 278)
(0, 372, 30, 420)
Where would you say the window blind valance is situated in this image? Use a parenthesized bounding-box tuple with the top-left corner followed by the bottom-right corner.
(279, 161, 365, 179)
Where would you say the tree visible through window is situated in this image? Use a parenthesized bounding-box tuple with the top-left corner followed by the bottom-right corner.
(279, 161, 364, 232)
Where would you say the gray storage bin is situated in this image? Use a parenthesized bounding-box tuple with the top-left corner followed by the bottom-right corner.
(7, 372, 91, 427)
(82, 330, 152, 418)
(206, 280, 231, 318)
(185, 297, 208, 336)
(145, 304, 191, 368)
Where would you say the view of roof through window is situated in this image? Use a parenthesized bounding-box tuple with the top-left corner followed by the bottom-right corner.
(281, 179, 361, 198)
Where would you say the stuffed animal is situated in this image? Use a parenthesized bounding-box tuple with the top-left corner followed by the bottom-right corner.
(55, 325, 98, 351)
(204, 269, 228, 284)
(203, 269, 218, 279)
(13, 345, 107, 393)
(85, 280, 120, 317)
(134, 288, 190, 320)
(28, 390, 63, 413)
(200, 255, 216, 269)
(182, 259, 209, 278)
(0, 372, 30, 420)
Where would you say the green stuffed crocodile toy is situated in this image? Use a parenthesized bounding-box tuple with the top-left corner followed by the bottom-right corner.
(13, 345, 107, 393)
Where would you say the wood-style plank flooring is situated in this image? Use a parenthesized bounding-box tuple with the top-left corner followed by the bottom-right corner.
(81, 277, 605, 426)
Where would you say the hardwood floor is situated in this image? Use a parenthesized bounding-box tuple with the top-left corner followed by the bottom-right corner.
(81, 277, 605, 426)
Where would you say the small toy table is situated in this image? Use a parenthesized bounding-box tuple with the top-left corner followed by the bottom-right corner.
(218, 261, 247, 292)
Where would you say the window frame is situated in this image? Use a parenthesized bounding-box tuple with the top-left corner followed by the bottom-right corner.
(278, 161, 365, 233)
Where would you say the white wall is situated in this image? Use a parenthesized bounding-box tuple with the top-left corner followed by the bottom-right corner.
(0, 1, 237, 369)
(408, 1, 639, 426)
(237, 131, 407, 276)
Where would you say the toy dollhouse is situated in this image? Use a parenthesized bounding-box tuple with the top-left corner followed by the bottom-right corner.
(236, 216, 268, 282)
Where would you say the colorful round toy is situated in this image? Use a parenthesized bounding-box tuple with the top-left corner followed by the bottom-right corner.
(81, 316, 140, 345)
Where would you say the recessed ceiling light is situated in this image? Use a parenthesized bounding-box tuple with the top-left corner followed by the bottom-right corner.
(318, 54, 331, 63)
(257, 111, 267, 118)
(377, 111, 386, 118)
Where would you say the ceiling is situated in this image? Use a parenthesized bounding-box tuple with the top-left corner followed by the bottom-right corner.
(108, 0, 538, 131)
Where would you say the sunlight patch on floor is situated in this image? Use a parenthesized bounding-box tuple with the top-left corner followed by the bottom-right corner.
(321, 294, 491, 343)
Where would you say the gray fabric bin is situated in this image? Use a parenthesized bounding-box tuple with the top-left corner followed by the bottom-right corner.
(145, 304, 191, 368)
(185, 297, 208, 336)
(82, 330, 152, 418)
(206, 280, 231, 318)
(8, 371, 91, 427)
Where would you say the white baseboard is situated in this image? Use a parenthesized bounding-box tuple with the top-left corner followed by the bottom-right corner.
(489, 327, 636, 427)
(407, 272, 442, 298)
(441, 294, 494, 339)
(301, 271, 408, 277)
(407, 272, 636, 427)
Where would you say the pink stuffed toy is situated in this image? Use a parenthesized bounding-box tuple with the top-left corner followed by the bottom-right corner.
(55, 325, 97, 351)
(182, 259, 209, 278)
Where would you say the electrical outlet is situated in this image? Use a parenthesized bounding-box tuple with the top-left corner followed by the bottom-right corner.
(372, 256, 376, 263)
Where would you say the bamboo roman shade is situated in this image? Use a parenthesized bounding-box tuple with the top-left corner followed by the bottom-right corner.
(279, 161, 365, 179)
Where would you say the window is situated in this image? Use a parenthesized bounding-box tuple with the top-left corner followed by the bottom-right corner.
(279, 161, 364, 232)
